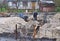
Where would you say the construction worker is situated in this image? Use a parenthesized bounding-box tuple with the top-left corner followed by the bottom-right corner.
(24, 16, 28, 22)
(33, 12, 38, 20)
(19, 13, 28, 22)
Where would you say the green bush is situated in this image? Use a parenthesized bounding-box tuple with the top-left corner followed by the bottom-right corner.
(55, 7, 60, 12)
(12, 9, 25, 13)
(0, 8, 7, 12)
(18, 9, 25, 12)
(0, 7, 40, 12)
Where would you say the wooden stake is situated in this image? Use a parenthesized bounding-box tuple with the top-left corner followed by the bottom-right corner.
(15, 24, 18, 40)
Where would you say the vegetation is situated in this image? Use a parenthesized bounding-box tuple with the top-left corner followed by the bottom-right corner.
(55, 7, 60, 12)
(0, 7, 40, 12)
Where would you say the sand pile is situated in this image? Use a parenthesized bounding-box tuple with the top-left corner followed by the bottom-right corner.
(0, 17, 27, 33)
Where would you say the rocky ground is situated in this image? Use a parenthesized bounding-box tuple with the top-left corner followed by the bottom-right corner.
(0, 12, 60, 41)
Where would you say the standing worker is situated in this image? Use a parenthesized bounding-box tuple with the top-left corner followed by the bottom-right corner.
(33, 12, 38, 20)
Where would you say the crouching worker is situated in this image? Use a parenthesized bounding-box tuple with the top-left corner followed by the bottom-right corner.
(24, 16, 28, 22)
